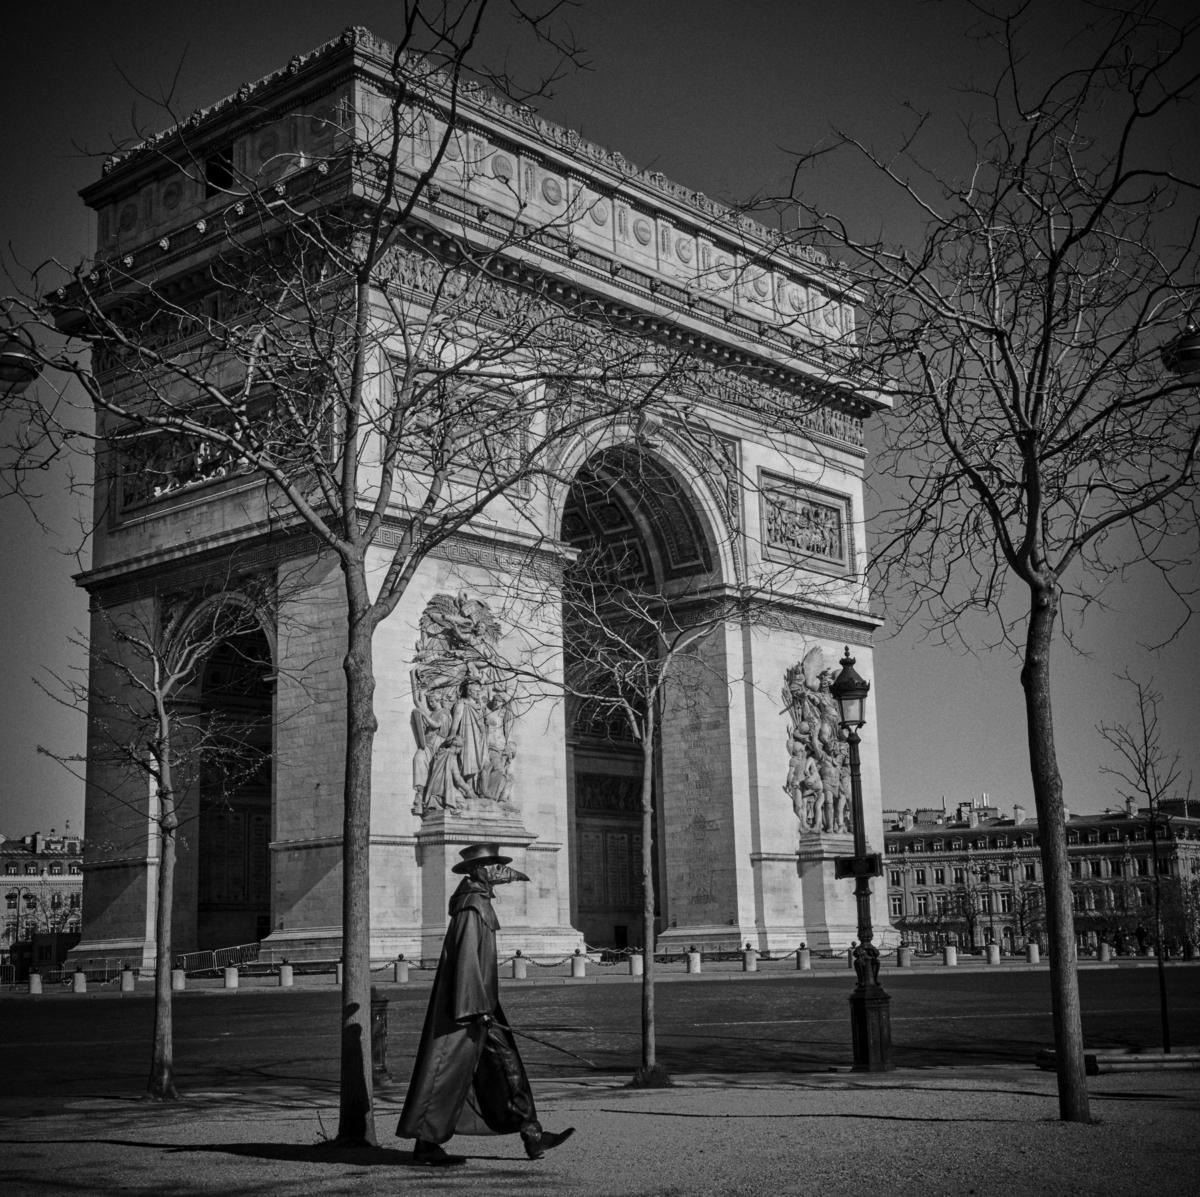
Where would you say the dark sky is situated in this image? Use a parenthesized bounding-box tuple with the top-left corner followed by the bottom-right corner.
(1, 0, 1196, 837)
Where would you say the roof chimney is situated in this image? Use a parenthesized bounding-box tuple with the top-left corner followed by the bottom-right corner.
(968, 809, 979, 828)
(901, 809, 914, 831)
(1125, 796, 1138, 818)
(1014, 805, 1026, 825)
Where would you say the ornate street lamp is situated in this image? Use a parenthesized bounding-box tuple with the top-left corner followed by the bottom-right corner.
(0, 334, 42, 397)
(830, 647, 892, 1072)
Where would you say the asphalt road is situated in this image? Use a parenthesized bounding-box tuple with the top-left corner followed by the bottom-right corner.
(4, 969, 1197, 1114)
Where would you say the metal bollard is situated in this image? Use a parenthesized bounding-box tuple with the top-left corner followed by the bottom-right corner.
(985, 944, 1000, 966)
(742, 945, 758, 972)
(370, 986, 390, 1082)
(120, 967, 135, 992)
(223, 966, 239, 989)
(897, 945, 913, 968)
(171, 968, 186, 991)
(511, 951, 527, 979)
(629, 952, 644, 976)
(1025, 942, 1040, 964)
(686, 948, 702, 974)
(797, 947, 811, 971)
(942, 945, 958, 967)
(393, 956, 409, 984)
(1098, 942, 1111, 962)
(279, 962, 294, 988)
(28, 972, 42, 995)
(570, 949, 587, 979)
(72, 968, 87, 993)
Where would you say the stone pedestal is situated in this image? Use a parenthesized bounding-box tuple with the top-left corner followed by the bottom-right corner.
(796, 832, 859, 950)
(848, 984, 893, 1071)
(415, 803, 581, 962)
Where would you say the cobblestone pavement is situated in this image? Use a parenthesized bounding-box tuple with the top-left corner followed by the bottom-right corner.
(3, 967, 1198, 1116)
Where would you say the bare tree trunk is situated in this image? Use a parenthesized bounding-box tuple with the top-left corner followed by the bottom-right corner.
(1021, 582, 1090, 1123)
(147, 777, 178, 1100)
(640, 699, 657, 1073)
(335, 575, 379, 1146)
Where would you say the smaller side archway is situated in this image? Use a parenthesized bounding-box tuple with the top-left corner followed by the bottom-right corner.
(190, 616, 275, 953)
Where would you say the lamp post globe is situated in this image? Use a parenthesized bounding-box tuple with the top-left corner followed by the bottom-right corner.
(0, 335, 42, 397)
(1161, 320, 1200, 378)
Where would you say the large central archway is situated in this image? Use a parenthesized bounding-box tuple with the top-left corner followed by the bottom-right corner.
(560, 444, 722, 949)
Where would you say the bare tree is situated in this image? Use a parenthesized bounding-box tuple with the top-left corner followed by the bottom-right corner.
(556, 542, 724, 1086)
(766, 2, 1200, 1121)
(1098, 670, 1193, 1052)
(40, 587, 270, 1099)
(0, 6, 718, 1143)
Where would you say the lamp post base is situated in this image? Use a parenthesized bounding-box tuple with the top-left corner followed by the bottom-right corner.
(848, 984, 893, 1071)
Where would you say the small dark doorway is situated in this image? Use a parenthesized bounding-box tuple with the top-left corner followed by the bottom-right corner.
(196, 630, 272, 950)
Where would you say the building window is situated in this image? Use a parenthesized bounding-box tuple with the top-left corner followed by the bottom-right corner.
(999, 867, 1012, 882)
(1139, 887, 1152, 906)
(915, 894, 929, 915)
(1024, 864, 1037, 882)
(69, 893, 81, 910)
(886, 841, 897, 853)
(1070, 861, 1082, 878)
(1000, 890, 1014, 913)
(889, 870, 901, 887)
(954, 868, 965, 884)
(932, 840, 944, 852)
(934, 868, 945, 885)
(24, 864, 37, 876)
(915, 869, 927, 885)
(51, 892, 62, 909)
(890, 896, 903, 918)
(50, 863, 63, 876)
(1137, 857, 1149, 876)
(1087, 832, 1099, 844)
(1157, 857, 1170, 874)
(4, 864, 15, 876)
(1090, 860, 1102, 878)
(951, 840, 962, 851)
(936, 893, 951, 914)
(1068, 832, 1079, 845)
(996, 838, 1008, 848)
(1022, 835, 1034, 848)
(69, 864, 81, 875)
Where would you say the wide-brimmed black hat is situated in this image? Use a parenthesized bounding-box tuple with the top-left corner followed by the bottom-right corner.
(452, 843, 513, 874)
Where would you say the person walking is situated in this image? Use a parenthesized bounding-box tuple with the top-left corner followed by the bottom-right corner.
(397, 843, 576, 1167)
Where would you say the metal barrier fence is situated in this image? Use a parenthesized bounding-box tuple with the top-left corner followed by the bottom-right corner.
(175, 942, 260, 974)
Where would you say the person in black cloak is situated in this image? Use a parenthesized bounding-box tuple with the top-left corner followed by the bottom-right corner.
(397, 842, 576, 1167)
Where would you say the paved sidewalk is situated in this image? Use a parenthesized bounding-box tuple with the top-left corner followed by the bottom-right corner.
(1, 1067, 1196, 1196)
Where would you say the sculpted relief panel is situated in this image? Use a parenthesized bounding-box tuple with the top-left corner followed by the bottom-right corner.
(410, 592, 517, 819)
(782, 646, 852, 835)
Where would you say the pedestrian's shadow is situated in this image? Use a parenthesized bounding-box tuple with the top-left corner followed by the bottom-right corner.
(169, 1142, 535, 1170)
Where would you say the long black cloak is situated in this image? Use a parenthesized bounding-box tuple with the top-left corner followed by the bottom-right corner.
(396, 876, 539, 1144)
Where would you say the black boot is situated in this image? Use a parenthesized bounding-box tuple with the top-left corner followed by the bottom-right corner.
(522, 1126, 575, 1160)
(412, 1139, 466, 1167)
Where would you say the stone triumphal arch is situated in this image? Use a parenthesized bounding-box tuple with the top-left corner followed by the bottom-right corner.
(68, 29, 892, 969)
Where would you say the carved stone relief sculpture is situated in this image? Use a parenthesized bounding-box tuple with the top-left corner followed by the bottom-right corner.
(410, 592, 517, 818)
(782, 646, 852, 835)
